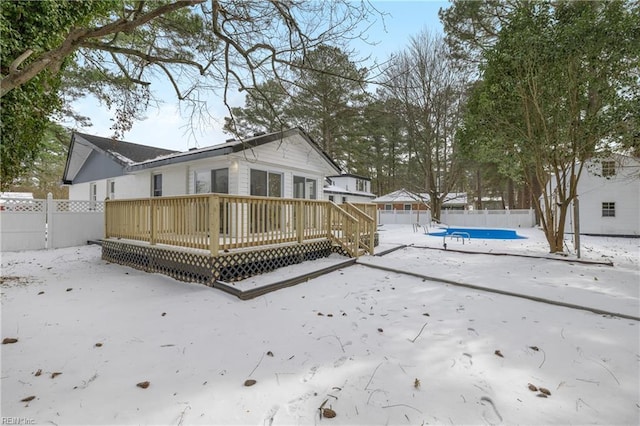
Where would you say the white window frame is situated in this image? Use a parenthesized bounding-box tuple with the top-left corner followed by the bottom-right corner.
(152, 174, 163, 197)
(602, 202, 615, 217)
(107, 180, 115, 200)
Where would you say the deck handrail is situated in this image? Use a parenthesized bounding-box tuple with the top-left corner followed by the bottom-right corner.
(105, 194, 376, 257)
(342, 202, 376, 255)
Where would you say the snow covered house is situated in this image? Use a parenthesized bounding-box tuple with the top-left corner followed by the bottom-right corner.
(545, 155, 640, 236)
(63, 128, 342, 201)
(324, 173, 376, 204)
(372, 189, 468, 211)
(62, 128, 377, 286)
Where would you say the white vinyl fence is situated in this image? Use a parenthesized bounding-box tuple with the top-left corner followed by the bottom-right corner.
(378, 208, 536, 229)
(441, 209, 536, 228)
(377, 209, 432, 226)
(0, 194, 104, 252)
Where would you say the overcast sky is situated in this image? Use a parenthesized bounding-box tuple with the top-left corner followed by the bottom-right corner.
(71, 1, 448, 152)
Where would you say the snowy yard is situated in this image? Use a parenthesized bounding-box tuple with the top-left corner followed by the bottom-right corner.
(1, 225, 639, 425)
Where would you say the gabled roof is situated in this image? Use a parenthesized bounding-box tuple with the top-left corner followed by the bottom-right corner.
(76, 133, 178, 163)
(63, 132, 178, 183)
(127, 127, 341, 173)
(63, 127, 342, 184)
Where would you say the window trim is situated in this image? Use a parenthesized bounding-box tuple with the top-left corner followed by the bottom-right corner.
(250, 169, 282, 197)
(293, 175, 317, 200)
(602, 160, 616, 177)
(89, 182, 97, 202)
(602, 202, 615, 217)
(152, 173, 163, 197)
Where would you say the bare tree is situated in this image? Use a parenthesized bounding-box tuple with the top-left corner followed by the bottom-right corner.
(381, 31, 469, 220)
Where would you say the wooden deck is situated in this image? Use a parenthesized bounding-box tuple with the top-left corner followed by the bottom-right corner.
(103, 195, 377, 285)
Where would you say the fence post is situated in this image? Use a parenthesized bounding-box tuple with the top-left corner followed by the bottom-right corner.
(46, 193, 54, 249)
(104, 199, 109, 240)
(209, 195, 219, 256)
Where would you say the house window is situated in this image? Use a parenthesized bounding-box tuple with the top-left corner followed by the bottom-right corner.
(250, 169, 282, 197)
(384, 204, 393, 211)
(195, 168, 229, 194)
(107, 180, 115, 199)
(602, 161, 616, 177)
(404, 204, 412, 211)
(342, 196, 347, 203)
(194, 170, 210, 194)
(293, 176, 317, 199)
(356, 179, 366, 192)
(152, 174, 163, 197)
(89, 183, 97, 202)
(602, 202, 615, 217)
(212, 168, 229, 194)
(328, 195, 334, 202)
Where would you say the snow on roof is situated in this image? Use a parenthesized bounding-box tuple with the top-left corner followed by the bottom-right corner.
(323, 184, 376, 197)
(0, 192, 34, 199)
(373, 189, 467, 205)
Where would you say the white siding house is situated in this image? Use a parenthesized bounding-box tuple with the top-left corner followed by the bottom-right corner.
(542, 155, 640, 236)
(565, 156, 640, 236)
(324, 174, 376, 204)
(63, 128, 343, 201)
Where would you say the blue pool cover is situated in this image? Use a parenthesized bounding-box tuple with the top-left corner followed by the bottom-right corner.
(427, 227, 527, 240)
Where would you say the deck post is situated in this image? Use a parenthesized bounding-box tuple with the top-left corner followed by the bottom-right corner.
(149, 198, 156, 245)
(209, 195, 220, 256)
(326, 203, 332, 239)
(296, 200, 304, 243)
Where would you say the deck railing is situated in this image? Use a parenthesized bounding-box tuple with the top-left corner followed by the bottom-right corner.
(105, 194, 375, 257)
(342, 202, 376, 254)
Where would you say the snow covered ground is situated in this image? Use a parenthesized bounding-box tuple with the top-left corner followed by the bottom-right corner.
(1, 225, 638, 425)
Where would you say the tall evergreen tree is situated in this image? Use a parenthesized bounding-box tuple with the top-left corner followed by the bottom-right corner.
(460, 1, 640, 252)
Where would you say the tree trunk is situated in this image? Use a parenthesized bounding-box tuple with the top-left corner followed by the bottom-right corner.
(475, 168, 482, 209)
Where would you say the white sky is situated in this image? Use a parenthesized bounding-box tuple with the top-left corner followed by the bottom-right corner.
(2, 225, 639, 424)
(70, 1, 448, 152)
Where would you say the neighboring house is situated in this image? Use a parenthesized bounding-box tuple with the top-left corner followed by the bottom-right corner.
(372, 189, 468, 211)
(324, 173, 376, 204)
(545, 155, 640, 236)
(0, 192, 35, 211)
(63, 128, 343, 201)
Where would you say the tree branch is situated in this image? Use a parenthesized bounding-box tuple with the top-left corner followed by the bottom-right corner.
(1, 0, 204, 97)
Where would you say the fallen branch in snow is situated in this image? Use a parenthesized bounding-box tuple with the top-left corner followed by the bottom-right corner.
(74, 372, 98, 390)
(480, 396, 503, 422)
(589, 358, 620, 385)
(176, 404, 191, 426)
(538, 348, 546, 368)
(364, 362, 383, 390)
(317, 334, 345, 353)
(408, 322, 428, 343)
(248, 353, 265, 377)
(381, 403, 422, 413)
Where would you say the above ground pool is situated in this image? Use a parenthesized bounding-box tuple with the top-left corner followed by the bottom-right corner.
(427, 227, 527, 240)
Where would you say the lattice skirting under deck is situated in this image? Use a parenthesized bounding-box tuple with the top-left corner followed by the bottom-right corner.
(102, 239, 334, 286)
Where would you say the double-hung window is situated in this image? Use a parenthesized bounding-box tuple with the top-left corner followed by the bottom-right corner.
(602, 202, 615, 217)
